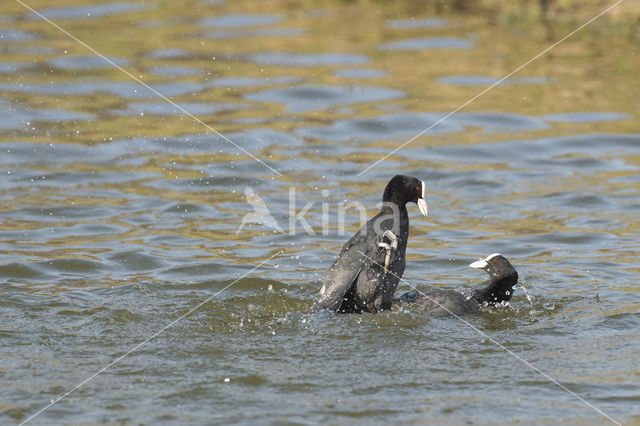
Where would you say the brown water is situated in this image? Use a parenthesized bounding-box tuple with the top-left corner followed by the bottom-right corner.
(1, 0, 639, 424)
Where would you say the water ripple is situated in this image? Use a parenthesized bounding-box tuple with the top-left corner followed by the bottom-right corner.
(26, 2, 149, 20)
(245, 84, 404, 112)
(379, 37, 473, 50)
(247, 51, 370, 67)
(386, 18, 448, 29)
(200, 14, 284, 28)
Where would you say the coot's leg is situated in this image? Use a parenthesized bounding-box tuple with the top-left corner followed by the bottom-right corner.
(378, 230, 398, 274)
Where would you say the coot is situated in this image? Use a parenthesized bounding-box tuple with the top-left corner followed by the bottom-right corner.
(394, 253, 518, 317)
(309, 175, 428, 313)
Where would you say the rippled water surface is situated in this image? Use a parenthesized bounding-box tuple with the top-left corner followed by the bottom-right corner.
(1, 0, 639, 424)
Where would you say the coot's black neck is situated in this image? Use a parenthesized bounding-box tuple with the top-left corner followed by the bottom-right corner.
(379, 200, 408, 213)
(382, 187, 409, 207)
(377, 199, 409, 242)
(473, 272, 518, 306)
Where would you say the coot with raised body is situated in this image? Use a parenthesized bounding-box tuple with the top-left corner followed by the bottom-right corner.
(310, 175, 428, 313)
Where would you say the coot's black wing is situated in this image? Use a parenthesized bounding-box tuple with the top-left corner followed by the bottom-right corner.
(309, 232, 366, 312)
(311, 215, 404, 312)
(310, 225, 385, 312)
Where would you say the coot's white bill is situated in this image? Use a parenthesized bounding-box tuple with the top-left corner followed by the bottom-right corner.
(469, 253, 501, 269)
(417, 181, 428, 216)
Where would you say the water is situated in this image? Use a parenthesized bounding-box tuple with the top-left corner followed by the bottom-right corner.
(1, 0, 639, 424)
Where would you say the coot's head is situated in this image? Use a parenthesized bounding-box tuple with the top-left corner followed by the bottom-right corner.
(382, 175, 428, 216)
(469, 253, 518, 281)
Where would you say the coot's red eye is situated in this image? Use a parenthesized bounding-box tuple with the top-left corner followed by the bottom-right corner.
(493, 258, 498, 263)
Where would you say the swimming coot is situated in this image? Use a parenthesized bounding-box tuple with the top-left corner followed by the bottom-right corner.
(394, 253, 519, 317)
(309, 175, 428, 313)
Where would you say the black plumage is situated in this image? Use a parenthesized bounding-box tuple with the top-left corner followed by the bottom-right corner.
(394, 253, 519, 316)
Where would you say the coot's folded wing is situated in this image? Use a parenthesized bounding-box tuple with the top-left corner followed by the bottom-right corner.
(309, 231, 374, 312)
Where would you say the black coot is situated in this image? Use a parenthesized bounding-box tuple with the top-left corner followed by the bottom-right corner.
(309, 175, 428, 313)
(394, 253, 519, 316)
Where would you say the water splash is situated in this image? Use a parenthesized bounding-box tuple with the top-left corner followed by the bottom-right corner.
(519, 281, 534, 307)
